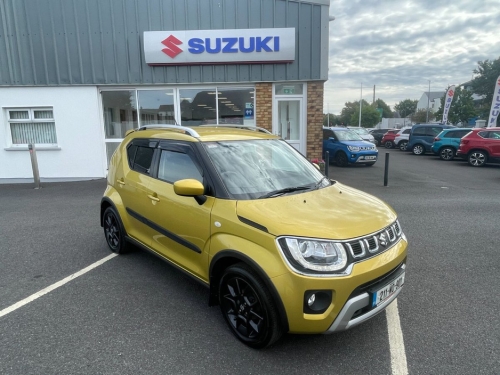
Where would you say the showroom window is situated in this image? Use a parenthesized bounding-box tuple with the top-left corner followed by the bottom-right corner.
(218, 88, 254, 125)
(179, 88, 217, 126)
(7, 108, 57, 147)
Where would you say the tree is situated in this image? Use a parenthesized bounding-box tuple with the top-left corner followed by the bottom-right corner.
(470, 56, 500, 125)
(411, 109, 431, 123)
(470, 57, 500, 104)
(339, 99, 370, 125)
(434, 87, 476, 125)
(323, 113, 337, 126)
(373, 99, 393, 118)
(395, 99, 418, 118)
(350, 105, 381, 128)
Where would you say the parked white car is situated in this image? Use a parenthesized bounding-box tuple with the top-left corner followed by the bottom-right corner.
(394, 127, 412, 151)
(347, 127, 376, 144)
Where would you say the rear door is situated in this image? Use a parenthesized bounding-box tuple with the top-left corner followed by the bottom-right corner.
(486, 130, 500, 157)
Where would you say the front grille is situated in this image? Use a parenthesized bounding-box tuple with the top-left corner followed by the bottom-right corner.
(345, 220, 403, 261)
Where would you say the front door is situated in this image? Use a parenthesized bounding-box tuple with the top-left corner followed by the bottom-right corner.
(146, 142, 214, 282)
(273, 99, 304, 154)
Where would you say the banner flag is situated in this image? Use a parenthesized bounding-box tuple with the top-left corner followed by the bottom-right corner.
(442, 85, 456, 124)
(487, 75, 500, 128)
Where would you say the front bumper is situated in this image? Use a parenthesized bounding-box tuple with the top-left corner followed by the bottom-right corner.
(270, 237, 407, 334)
(325, 263, 405, 333)
(349, 151, 378, 164)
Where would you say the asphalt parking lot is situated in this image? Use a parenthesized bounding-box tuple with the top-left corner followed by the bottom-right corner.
(1, 149, 499, 375)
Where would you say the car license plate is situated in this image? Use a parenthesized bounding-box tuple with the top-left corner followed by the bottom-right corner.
(372, 272, 405, 307)
(365, 156, 376, 160)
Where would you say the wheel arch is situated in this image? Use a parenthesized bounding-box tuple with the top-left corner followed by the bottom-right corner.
(209, 250, 289, 333)
(439, 145, 456, 152)
(468, 148, 489, 158)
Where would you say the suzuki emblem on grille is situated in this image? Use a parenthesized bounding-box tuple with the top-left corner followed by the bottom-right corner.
(379, 233, 388, 246)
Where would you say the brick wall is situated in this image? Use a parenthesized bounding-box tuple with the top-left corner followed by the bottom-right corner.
(255, 81, 324, 160)
(306, 81, 324, 160)
(255, 83, 272, 132)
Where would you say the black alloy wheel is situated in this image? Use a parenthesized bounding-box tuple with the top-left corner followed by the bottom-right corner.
(103, 207, 131, 254)
(399, 141, 408, 151)
(219, 263, 282, 349)
(439, 147, 455, 161)
(335, 151, 349, 167)
(412, 144, 425, 155)
(468, 150, 487, 167)
(384, 141, 394, 149)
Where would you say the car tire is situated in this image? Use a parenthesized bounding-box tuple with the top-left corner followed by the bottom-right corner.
(384, 141, 393, 149)
(218, 263, 283, 349)
(334, 151, 349, 167)
(468, 150, 487, 167)
(439, 147, 455, 161)
(412, 144, 425, 155)
(399, 141, 408, 151)
(102, 206, 132, 254)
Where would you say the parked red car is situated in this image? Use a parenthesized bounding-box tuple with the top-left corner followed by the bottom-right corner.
(456, 127, 500, 167)
(380, 129, 401, 149)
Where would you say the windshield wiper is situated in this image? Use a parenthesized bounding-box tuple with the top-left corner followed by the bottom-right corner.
(258, 185, 312, 199)
(314, 176, 330, 189)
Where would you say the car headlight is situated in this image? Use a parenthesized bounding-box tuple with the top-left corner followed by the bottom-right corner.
(347, 146, 360, 151)
(277, 237, 348, 273)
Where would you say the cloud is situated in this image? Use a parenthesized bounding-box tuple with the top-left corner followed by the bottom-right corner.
(324, 0, 500, 114)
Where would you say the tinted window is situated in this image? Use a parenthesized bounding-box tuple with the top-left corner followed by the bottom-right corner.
(132, 146, 155, 174)
(490, 131, 500, 139)
(429, 127, 443, 136)
(127, 144, 137, 168)
(402, 129, 411, 134)
(158, 150, 203, 183)
(478, 131, 489, 138)
(412, 127, 427, 136)
(323, 129, 335, 140)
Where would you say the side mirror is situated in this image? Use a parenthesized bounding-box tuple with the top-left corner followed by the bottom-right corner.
(329, 137, 337, 142)
(174, 179, 207, 205)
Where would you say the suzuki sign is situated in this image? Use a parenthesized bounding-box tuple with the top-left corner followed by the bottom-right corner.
(144, 28, 295, 65)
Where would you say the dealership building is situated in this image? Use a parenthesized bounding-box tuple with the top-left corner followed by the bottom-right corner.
(0, 0, 330, 182)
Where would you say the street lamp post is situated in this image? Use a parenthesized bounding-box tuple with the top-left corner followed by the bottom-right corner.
(359, 83, 362, 127)
(426, 80, 430, 122)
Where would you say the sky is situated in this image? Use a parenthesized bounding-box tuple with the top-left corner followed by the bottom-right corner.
(324, 0, 500, 115)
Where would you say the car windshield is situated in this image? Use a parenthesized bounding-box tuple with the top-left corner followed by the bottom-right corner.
(333, 129, 363, 141)
(203, 139, 328, 200)
(351, 127, 370, 135)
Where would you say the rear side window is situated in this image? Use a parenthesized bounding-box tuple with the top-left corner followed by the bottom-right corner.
(402, 129, 411, 134)
(429, 127, 443, 136)
(127, 144, 155, 174)
(412, 127, 427, 136)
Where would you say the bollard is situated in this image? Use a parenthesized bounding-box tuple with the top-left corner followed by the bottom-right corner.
(28, 144, 41, 189)
(325, 151, 329, 178)
(384, 152, 389, 187)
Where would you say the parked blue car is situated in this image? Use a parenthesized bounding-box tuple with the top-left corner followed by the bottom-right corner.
(431, 128, 473, 160)
(323, 127, 378, 167)
(407, 123, 455, 155)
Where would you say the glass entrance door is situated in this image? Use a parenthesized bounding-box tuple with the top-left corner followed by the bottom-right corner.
(274, 99, 304, 153)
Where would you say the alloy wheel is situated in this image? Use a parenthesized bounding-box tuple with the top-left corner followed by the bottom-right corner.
(468, 151, 486, 167)
(413, 144, 424, 155)
(220, 276, 266, 343)
(104, 212, 120, 250)
(440, 147, 454, 161)
(399, 141, 407, 151)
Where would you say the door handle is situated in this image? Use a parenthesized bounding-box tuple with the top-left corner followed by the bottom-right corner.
(148, 194, 160, 202)
(117, 178, 125, 185)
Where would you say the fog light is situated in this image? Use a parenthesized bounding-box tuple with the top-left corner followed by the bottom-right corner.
(308, 294, 316, 306)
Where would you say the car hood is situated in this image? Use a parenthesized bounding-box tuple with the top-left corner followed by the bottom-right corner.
(236, 183, 396, 239)
(340, 140, 376, 147)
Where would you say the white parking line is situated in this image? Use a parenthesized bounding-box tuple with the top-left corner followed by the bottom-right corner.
(386, 298, 409, 375)
(0, 254, 117, 319)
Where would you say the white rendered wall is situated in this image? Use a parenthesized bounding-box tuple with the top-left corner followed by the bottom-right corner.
(0, 86, 106, 181)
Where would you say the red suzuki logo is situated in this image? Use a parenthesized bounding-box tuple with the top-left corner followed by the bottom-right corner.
(448, 89, 454, 97)
(161, 35, 183, 58)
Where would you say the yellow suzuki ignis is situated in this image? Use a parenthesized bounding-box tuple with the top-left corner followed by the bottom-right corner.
(101, 124, 407, 349)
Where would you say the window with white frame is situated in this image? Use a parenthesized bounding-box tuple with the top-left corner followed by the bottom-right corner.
(7, 108, 57, 146)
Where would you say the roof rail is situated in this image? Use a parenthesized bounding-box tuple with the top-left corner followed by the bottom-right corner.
(137, 124, 200, 138)
(199, 124, 272, 134)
